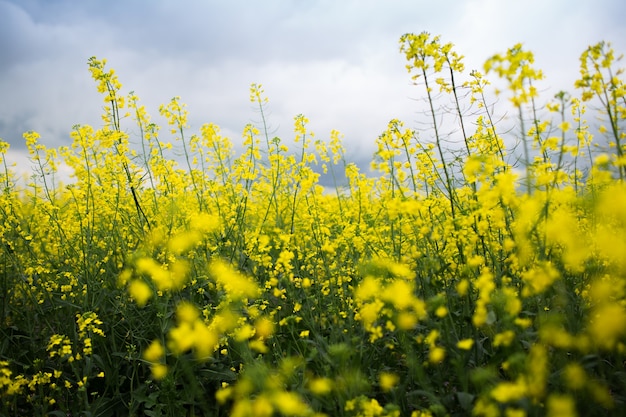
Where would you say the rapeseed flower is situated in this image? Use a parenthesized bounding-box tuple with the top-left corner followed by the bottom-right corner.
(309, 377, 333, 396)
(168, 321, 195, 354)
(396, 311, 417, 330)
(457, 338, 474, 350)
(491, 379, 527, 403)
(473, 268, 495, 327)
(562, 363, 586, 390)
(76, 311, 105, 338)
(167, 230, 202, 255)
(525, 344, 548, 400)
(381, 279, 415, 310)
(235, 324, 256, 342)
(254, 316, 275, 339)
(429, 347, 446, 364)
(547, 394, 577, 417)
(587, 302, 626, 349)
(252, 395, 274, 417)
(494, 330, 516, 347)
(379, 372, 399, 392)
(128, 279, 152, 306)
(151, 364, 168, 381)
(521, 262, 560, 297)
(143, 340, 165, 363)
(272, 391, 310, 416)
(210, 259, 260, 301)
(249, 339, 269, 353)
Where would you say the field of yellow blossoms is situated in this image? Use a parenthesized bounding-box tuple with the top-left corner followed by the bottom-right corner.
(1, 33, 625, 416)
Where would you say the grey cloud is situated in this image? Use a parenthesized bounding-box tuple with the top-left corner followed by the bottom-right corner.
(4, 0, 460, 66)
(0, 1, 49, 69)
(2, 0, 625, 175)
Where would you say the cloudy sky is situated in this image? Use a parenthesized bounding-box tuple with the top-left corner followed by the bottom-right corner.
(1, 0, 625, 178)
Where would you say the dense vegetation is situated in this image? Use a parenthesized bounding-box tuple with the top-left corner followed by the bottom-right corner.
(1, 33, 625, 416)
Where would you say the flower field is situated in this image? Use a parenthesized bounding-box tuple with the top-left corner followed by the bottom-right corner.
(1, 33, 625, 416)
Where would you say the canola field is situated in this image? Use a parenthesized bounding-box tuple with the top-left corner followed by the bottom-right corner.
(1, 33, 626, 416)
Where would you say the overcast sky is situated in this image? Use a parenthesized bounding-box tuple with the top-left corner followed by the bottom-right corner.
(1, 0, 625, 178)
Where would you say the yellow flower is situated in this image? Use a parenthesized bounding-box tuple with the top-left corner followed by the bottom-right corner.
(255, 317, 275, 339)
(252, 395, 274, 417)
(505, 408, 526, 417)
(562, 363, 586, 390)
(215, 386, 232, 404)
(272, 391, 309, 416)
(382, 279, 415, 310)
(136, 257, 167, 285)
(210, 259, 260, 300)
(168, 322, 195, 355)
(176, 301, 199, 323)
(190, 212, 220, 233)
(379, 372, 399, 392)
(425, 330, 439, 346)
(76, 376, 87, 388)
(491, 380, 527, 403)
(411, 411, 433, 417)
(128, 279, 152, 307)
(82, 338, 93, 356)
(558, 121, 571, 132)
(435, 305, 448, 318)
(546, 394, 577, 417)
(168, 259, 190, 290)
(494, 330, 516, 347)
(514, 317, 533, 328)
(151, 364, 168, 381)
(143, 340, 165, 363)
(355, 276, 380, 301)
(463, 155, 483, 182)
(47, 334, 73, 359)
(359, 300, 384, 327)
(308, 377, 333, 395)
(521, 262, 560, 297)
(368, 326, 384, 343)
(167, 230, 202, 255)
(76, 311, 105, 338)
(587, 302, 626, 349)
(192, 320, 218, 359)
(595, 153, 610, 166)
(249, 339, 268, 353)
(429, 347, 446, 364)
(396, 311, 417, 330)
(457, 338, 474, 350)
(473, 268, 495, 327)
(456, 279, 470, 297)
(525, 344, 548, 399)
(235, 324, 255, 342)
